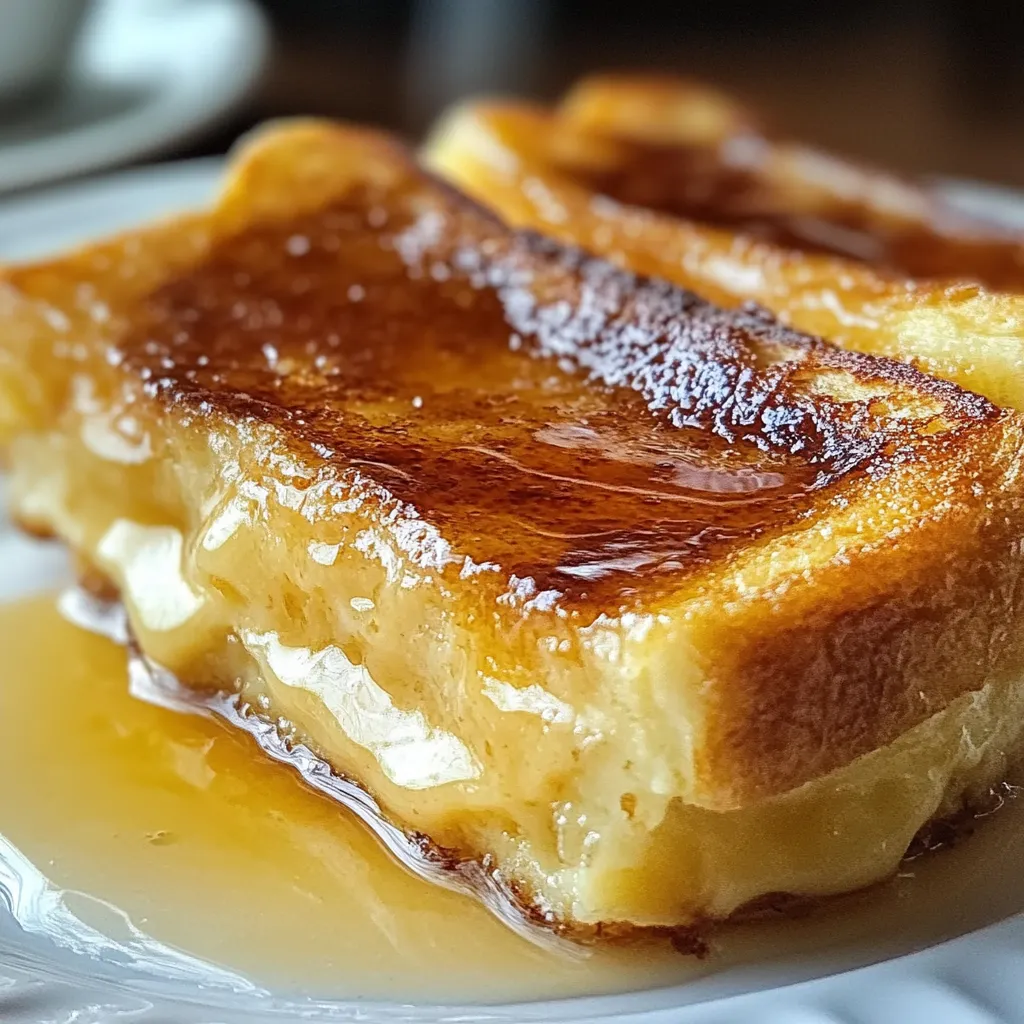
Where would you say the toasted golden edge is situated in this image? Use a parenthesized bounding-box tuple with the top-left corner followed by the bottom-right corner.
(558, 73, 760, 146)
(689, 416, 1024, 805)
(423, 101, 1024, 413)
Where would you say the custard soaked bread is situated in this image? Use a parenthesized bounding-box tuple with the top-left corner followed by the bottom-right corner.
(425, 80, 1024, 412)
(5, 122, 1024, 935)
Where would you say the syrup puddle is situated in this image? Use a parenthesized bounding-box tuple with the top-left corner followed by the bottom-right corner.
(0, 833, 258, 995)
(57, 589, 568, 958)
(0, 595, 700, 1003)
(4, 593, 1024, 1007)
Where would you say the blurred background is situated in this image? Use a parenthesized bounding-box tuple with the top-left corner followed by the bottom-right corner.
(255, 0, 1024, 186)
(1, 0, 1022, 195)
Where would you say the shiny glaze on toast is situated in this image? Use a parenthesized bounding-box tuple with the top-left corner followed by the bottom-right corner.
(106, 129, 1000, 614)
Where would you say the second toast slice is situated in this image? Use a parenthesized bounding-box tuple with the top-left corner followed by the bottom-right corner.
(425, 87, 1024, 412)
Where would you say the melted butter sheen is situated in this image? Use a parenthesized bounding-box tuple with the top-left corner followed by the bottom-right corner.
(5, 596, 1024, 1003)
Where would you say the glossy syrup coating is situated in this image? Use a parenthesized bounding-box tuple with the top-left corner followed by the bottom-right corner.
(116, 153, 998, 615)
(10, 126, 1024, 942)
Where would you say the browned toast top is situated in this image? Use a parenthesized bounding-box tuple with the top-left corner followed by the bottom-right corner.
(45, 126, 999, 616)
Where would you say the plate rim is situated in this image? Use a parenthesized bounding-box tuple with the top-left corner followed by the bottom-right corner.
(0, 0, 269, 195)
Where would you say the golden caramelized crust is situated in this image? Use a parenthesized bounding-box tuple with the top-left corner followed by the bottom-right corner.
(558, 74, 1024, 288)
(6, 121, 1024, 932)
(424, 91, 1024, 412)
(115, 190, 999, 614)
(3, 123, 998, 615)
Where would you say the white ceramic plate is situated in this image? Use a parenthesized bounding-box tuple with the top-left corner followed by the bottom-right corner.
(3, 163, 1024, 1024)
(0, 0, 268, 195)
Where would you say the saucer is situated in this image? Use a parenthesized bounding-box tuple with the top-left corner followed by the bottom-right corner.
(0, 0, 268, 195)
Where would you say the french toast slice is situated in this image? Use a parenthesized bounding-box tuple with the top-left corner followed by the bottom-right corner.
(5, 121, 1024, 936)
(424, 86, 1024, 412)
(557, 74, 1024, 288)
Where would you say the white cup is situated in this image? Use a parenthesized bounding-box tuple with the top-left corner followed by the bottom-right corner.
(0, 0, 93, 108)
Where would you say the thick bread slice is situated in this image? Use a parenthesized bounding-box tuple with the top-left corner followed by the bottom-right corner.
(424, 93, 1024, 412)
(4, 121, 1024, 933)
